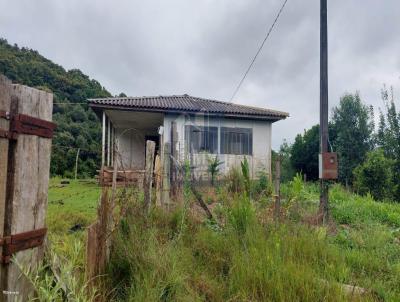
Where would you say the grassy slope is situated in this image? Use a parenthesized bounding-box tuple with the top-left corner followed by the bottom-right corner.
(47, 178, 100, 234)
(46, 178, 99, 266)
(46, 179, 400, 301)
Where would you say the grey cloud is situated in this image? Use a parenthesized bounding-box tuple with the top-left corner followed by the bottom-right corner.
(0, 0, 399, 148)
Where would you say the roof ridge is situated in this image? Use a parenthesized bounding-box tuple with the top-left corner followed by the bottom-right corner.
(187, 95, 231, 105)
(187, 95, 287, 115)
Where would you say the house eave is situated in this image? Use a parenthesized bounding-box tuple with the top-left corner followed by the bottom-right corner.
(89, 103, 288, 123)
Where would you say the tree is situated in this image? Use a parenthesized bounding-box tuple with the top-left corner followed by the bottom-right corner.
(353, 149, 394, 201)
(0, 38, 111, 177)
(291, 125, 319, 180)
(331, 93, 374, 186)
(376, 86, 400, 200)
(274, 140, 295, 182)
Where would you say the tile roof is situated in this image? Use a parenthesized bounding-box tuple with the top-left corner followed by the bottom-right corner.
(88, 94, 289, 120)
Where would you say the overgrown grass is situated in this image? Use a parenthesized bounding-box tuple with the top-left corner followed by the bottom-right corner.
(106, 192, 384, 301)
(27, 177, 102, 302)
(43, 177, 400, 301)
(281, 179, 400, 301)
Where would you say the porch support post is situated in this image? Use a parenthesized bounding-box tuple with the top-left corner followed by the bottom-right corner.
(111, 125, 114, 167)
(107, 117, 111, 166)
(102, 111, 106, 167)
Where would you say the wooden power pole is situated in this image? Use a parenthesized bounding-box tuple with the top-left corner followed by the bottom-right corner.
(320, 0, 329, 223)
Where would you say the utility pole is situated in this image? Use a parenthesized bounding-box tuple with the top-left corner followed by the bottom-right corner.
(320, 0, 329, 223)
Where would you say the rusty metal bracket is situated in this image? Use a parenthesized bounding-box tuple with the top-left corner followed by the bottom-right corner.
(0, 129, 17, 140)
(0, 110, 56, 139)
(0, 110, 14, 139)
(0, 228, 47, 264)
(0, 110, 10, 120)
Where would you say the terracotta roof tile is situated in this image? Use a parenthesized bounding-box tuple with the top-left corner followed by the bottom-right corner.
(88, 94, 289, 120)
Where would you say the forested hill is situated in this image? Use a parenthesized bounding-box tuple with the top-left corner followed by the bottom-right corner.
(0, 38, 112, 177)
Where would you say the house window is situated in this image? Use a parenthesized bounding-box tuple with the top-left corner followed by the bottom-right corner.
(220, 127, 253, 155)
(186, 125, 218, 154)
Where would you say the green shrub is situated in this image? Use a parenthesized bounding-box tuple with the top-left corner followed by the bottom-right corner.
(226, 166, 244, 193)
(207, 155, 223, 186)
(240, 157, 251, 196)
(252, 170, 273, 198)
(227, 197, 255, 236)
(353, 149, 395, 201)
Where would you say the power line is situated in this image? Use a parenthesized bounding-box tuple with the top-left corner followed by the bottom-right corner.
(52, 143, 101, 155)
(53, 102, 88, 105)
(229, 0, 289, 102)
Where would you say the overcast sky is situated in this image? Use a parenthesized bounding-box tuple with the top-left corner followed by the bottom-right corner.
(1, 0, 399, 149)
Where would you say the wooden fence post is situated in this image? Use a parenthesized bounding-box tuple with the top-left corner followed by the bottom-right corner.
(162, 142, 171, 206)
(86, 188, 110, 299)
(274, 156, 281, 221)
(170, 121, 178, 197)
(0, 76, 11, 297)
(0, 79, 54, 301)
(144, 140, 155, 213)
(154, 154, 162, 207)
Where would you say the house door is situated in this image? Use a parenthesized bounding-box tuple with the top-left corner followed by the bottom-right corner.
(145, 135, 160, 158)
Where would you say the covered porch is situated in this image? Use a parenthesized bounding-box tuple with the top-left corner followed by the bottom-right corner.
(100, 109, 164, 185)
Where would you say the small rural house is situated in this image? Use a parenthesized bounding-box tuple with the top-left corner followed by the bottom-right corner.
(88, 94, 288, 187)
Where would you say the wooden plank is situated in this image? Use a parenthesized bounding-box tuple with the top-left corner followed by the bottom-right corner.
(101, 111, 105, 167)
(4, 84, 53, 301)
(0, 75, 11, 297)
(107, 117, 111, 166)
(143, 140, 155, 213)
(162, 142, 171, 206)
(170, 121, 178, 197)
(107, 159, 118, 260)
(85, 188, 110, 301)
(274, 156, 281, 221)
(154, 154, 162, 207)
(100, 168, 145, 186)
(86, 222, 98, 281)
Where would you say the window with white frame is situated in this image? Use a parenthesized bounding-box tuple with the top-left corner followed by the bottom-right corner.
(220, 127, 253, 155)
(185, 125, 218, 154)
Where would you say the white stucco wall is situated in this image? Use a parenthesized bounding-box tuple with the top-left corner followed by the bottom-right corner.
(112, 111, 273, 178)
(163, 113, 272, 179)
(115, 128, 146, 169)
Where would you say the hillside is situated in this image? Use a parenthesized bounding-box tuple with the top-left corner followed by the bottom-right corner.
(0, 38, 112, 176)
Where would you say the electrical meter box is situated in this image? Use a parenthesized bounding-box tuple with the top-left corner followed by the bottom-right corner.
(319, 152, 338, 180)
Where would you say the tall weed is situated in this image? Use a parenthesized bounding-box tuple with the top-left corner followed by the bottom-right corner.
(105, 191, 380, 301)
(17, 239, 96, 302)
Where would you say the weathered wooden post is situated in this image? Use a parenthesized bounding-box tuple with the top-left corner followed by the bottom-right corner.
(162, 142, 171, 206)
(170, 121, 178, 197)
(144, 140, 155, 213)
(0, 76, 55, 301)
(0, 76, 11, 298)
(274, 156, 281, 221)
(154, 154, 162, 207)
(86, 188, 110, 300)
